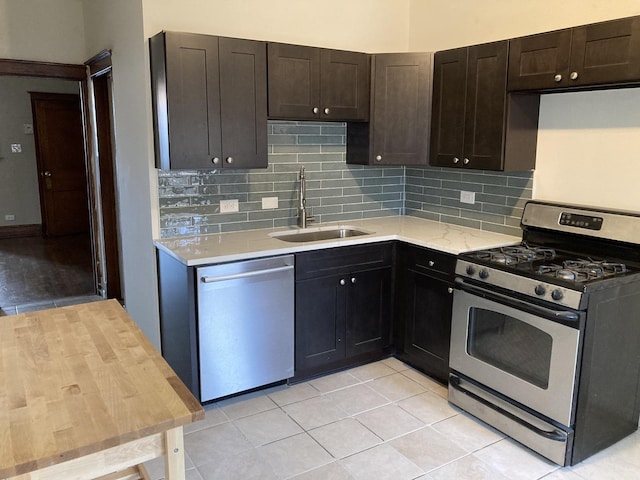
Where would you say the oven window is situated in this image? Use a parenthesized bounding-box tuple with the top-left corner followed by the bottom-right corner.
(467, 308, 552, 389)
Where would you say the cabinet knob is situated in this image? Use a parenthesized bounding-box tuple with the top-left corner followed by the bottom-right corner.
(375, 155, 382, 162)
(212, 157, 220, 165)
(313, 107, 320, 115)
(428, 260, 435, 267)
(324, 108, 330, 115)
(340, 279, 346, 286)
(453, 157, 460, 164)
(351, 277, 356, 284)
(226, 157, 234, 164)
(463, 158, 470, 165)
(554, 74, 563, 82)
(448, 287, 454, 294)
(570, 71, 579, 80)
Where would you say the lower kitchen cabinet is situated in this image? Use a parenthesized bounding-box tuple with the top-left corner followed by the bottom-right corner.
(395, 243, 455, 383)
(294, 242, 393, 380)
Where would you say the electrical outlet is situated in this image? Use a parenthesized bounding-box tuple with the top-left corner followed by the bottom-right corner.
(262, 197, 278, 209)
(11, 144, 22, 153)
(5, 214, 15, 221)
(460, 191, 476, 204)
(220, 199, 239, 213)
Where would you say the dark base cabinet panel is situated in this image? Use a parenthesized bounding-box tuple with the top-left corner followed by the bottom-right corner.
(295, 274, 347, 372)
(294, 243, 393, 381)
(156, 249, 200, 399)
(395, 244, 455, 384)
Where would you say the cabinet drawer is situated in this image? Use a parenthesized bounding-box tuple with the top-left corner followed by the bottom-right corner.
(295, 242, 393, 280)
(400, 243, 455, 279)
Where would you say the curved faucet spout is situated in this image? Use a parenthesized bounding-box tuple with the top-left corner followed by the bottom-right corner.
(297, 166, 314, 228)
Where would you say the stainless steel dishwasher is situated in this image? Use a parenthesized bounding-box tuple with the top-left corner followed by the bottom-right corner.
(196, 255, 294, 402)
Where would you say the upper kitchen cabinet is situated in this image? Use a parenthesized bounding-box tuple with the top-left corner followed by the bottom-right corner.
(430, 41, 540, 171)
(508, 16, 640, 91)
(150, 32, 268, 170)
(347, 53, 432, 166)
(267, 43, 369, 121)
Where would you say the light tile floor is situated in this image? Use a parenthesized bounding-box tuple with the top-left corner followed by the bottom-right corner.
(145, 358, 640, 480)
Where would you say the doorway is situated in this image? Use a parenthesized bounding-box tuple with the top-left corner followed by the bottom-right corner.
(0, 57, 122, 313)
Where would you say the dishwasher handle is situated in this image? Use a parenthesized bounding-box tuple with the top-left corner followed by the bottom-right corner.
(201, 264, 293, 283)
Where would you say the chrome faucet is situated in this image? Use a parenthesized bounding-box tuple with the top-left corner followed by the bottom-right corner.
(297, 166, 315, 228)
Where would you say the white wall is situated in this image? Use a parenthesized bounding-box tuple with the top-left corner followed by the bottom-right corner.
(534, 89, 640, 210)
(142, 0, 411, 52)
(82, 0, 161, 348)
(0, 0, 86, 63)
(0, 77, 79, 227)
(409, 0, 640, 213)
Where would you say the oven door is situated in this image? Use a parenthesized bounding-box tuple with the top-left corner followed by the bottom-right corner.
(450, 280, 583, 427)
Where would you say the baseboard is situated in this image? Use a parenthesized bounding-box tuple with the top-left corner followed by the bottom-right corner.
(0, 224, 42, 239)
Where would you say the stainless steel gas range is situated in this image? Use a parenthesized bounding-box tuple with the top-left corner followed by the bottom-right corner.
(448, 200, 640, 466)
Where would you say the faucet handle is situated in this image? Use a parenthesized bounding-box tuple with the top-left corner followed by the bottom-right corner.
(306, 215, 316, 224)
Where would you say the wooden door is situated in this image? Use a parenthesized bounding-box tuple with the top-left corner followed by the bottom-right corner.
(267, 43, 320, 119)
(429, 47, 467, 167)
(320, 49, 370, 121)
(31, 92, 89, 236)
(570, 16, 640, 87)
(151, 32, 222, 170)
(369, 53, 432, 165)
(463, 41, 508, 171)
(507, 29, 572, 90)
(295, 274, 347, 374)
(345, 266, 392, 358)
(402, 269, 452, 383)
(219, 37, 268, 168)
(91, 70, 122, 300)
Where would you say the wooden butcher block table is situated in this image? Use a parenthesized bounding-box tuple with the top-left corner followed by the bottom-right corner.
(0, 299, 204, 480)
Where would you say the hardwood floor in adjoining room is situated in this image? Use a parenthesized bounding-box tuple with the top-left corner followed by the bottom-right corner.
(0, 233, 97, 314)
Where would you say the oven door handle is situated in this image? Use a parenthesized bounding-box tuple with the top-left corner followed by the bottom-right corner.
(449, 375, 567, 442)
(454, 278, 580, 324)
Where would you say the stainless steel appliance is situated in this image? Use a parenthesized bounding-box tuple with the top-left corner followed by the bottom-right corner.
(197, 255, 294, 402)
(449, 201, 640, 466)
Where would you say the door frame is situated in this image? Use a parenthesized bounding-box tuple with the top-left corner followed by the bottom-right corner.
(85, 50, 123, 300)
(0, 57, 120, 301)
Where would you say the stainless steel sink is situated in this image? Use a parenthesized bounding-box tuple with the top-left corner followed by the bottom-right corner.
(270, 226, 373, 243)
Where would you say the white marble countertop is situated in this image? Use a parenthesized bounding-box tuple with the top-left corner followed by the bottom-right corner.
(155, 216, 521, 266)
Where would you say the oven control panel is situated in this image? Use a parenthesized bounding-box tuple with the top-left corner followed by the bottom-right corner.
(456, 260, 584, 310)
(559, 212, 603, 230)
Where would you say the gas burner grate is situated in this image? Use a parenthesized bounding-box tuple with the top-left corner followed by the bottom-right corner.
(537, 259, 628, 282)
(474, 244, 556, 265)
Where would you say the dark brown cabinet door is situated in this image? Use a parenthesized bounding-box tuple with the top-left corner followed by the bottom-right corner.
(463, 41, 509, 171)
(153, 32, 222, 170)
(150, 32, 267, 170)
(350, 53, 432, 166)
(219, 37, 268, 168)
(507, 29, 572, 91)
(395, 244, 455, 384)
(429, 47, 467, 167)
(431, 42, 539, 171)
(346, 266, 392, 357)
(268, 43, 369, 121)
(295, 274, 347, 373)
(267, 43, 320, 120)
(570, 16, 640, 87)
(320, 49, 369, 121)
(508, 16, 640, 91)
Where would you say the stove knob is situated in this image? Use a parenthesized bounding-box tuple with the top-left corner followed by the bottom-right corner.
(479, 269, 489, 280)
(466, 265, 476, 276)
(551, 289, 564, 301)
(534, 285, 546, 296)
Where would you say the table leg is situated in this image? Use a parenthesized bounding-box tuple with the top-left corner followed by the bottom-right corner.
(164, 426, 186, 480)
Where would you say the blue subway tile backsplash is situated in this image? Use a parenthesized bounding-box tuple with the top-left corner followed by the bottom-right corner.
(157, 121, 532, 238)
